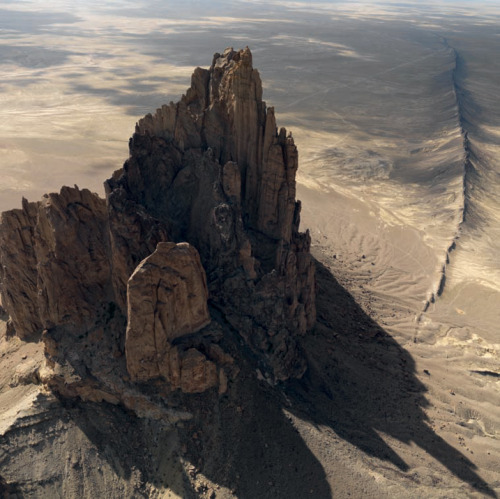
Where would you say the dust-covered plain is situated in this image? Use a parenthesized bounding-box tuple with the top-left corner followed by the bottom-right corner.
(1, 1, 499, 497)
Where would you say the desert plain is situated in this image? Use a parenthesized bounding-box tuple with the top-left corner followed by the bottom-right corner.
(1, 0, 499, 497)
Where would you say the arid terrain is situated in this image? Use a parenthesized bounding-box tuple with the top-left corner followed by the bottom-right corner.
(0, 1, 499, 497)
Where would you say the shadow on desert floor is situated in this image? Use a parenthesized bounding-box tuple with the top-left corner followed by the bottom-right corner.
(285, 260, 496, 497)
(14, 259, 495, 498)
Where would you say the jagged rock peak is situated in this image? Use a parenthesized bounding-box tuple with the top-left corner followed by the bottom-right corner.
(0, 48, 316, 409)
(107, 46, 315, 381)
(133, 46, 298, 244)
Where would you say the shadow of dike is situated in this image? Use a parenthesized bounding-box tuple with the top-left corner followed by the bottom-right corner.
(285, 259, 497, 498)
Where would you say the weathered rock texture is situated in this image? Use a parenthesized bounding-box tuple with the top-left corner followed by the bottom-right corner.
(0, 47, 315, 407)
(126, 242, 211, 383)
(107, 47, 315, 380)
(0, 199, 40, 339)
(0, 187, 112, 340)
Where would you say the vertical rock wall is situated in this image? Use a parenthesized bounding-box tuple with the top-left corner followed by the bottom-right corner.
(108, 47, 315, 380)
(0, 187, 112, 339)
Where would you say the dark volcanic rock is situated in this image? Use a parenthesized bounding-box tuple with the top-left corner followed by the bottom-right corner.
(106, 47, 315, 380)
(0, 47, 315, 403)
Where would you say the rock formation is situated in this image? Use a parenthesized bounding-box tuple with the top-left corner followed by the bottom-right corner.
(107, 46, 315, 380)
(0, 47, 315, 409)
(0, 187, 112, 340)
(126, 242, 211, 384)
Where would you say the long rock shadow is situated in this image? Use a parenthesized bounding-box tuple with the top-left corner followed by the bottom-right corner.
(286, 259, 496, 497)
(66, 367, 332, 498)
(64, 330, 332, 498)
(66, 400, 198, 498)
(5, 259, 495, 497)
(0, 395, 197, 498)
(156, 302, 333, 498)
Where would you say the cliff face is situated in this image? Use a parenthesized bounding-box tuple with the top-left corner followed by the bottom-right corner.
(0, 188, 112, 341)
(0, 47, 315, 408)
(107, 47, 315, 380)
(125, 242, 213, 387)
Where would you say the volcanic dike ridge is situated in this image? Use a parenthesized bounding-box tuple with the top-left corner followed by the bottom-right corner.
(0, 47, 316, 416)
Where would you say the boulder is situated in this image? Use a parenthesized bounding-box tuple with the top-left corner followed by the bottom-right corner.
(126, 242, 211, 382)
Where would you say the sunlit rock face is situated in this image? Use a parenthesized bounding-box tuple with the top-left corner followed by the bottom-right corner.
(0, 187, 112, 340)
(125, 242, 212, 385)
(0, 48, 316, 404)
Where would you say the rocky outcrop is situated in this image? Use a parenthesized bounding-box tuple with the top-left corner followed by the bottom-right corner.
(107, 47, 315, 380)
(0, 47, 315, 408)
(133, 48, 298, 245)
(126, 242, 211, 382)
(0, 199, 40, 339)
(0, 187, 112, 340)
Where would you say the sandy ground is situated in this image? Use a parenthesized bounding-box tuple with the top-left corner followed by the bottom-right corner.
(299, 184, 500, 497)
(1, 1, 499, 496)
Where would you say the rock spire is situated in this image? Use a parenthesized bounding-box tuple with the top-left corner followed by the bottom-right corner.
(0, 47, 315, 407)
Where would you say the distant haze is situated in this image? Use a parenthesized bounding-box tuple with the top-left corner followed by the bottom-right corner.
(0, 0, 498, 208)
